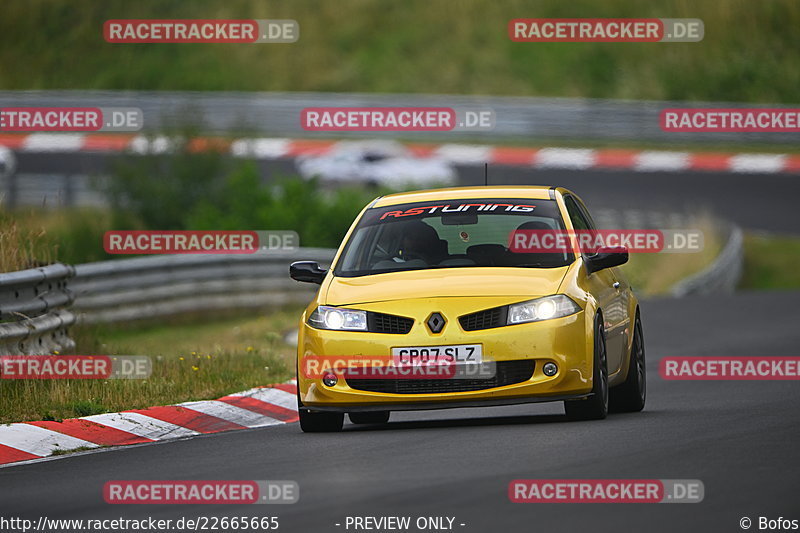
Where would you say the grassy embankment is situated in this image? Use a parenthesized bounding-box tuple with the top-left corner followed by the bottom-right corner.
(2, 0, 798, 104)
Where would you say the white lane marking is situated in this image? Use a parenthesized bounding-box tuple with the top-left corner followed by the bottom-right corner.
(81, 412, 198, 440)
(729, 154, 786, 173)
(534, 148, 596, 169)
(0, 424, 98, 456)
(634, 151, 690, 172)
(129, 135, 173, 155)
(228, 387, 298, 412)
(175, 400, 281, 428)
(22, 134, 86, 152)
(433, 144, 492, 164)
(231, 138, 290, 159)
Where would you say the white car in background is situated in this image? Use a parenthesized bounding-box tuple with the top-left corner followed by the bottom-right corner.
(296, 140, 456, 187)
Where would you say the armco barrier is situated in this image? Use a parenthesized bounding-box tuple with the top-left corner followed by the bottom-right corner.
(0, 263, 76, 355)
(0, 90, 797, 144)
(670, 225, 744, 297)
(70, 248, 335, 324)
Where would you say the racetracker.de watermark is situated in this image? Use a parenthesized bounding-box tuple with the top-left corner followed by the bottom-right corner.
(509, 18, 703, 42)
(507, 229, 703, 254)
(0, 107, 142, 132)
(660, 357, 800, 380)
(509, 479, 704, 503)
(103, 230, 299, 254)
(301, 107, 495, 132)
(661, 109, 800, 132)
(104, 480, 298, 504)
(302, 355, 496, 380)
(0, 356, 151, 379)
(104, 19, 298, 43)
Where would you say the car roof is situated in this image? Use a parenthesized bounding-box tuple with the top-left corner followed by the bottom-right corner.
(371, 186, 558, 207)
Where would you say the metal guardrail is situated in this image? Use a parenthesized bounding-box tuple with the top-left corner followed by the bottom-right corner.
(0, 263, 76, 355)
(71, 248, 335, 324)
(0, 90, 797, 144)
(670, 225, 744, 297)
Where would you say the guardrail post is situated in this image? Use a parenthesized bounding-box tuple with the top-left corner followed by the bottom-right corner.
(63, 174, 74, 207)
(0, 263, 76, 356)
(0, 146, 17, 209)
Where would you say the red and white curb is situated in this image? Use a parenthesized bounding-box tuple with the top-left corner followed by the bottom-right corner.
(1, 133, 799, 174)
(0, 381, 298, 467)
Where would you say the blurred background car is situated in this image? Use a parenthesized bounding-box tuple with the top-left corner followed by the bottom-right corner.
(295, 140, 456, 187)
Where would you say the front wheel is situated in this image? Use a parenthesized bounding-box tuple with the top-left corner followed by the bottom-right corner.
(297, 363, 345, 433)
(610, 310, 646, 413)
(299, 409, 344, 432)
(565, 315, 608, 421)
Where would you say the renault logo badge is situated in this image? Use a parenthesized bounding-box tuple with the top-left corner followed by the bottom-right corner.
(426, 312, 446, 334)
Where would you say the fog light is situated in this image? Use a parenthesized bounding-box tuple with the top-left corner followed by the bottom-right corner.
(322, 372, 338, 387)
(543, 362, 558, 376)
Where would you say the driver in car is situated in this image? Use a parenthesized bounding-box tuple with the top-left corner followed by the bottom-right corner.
(395, 220, 445, 264)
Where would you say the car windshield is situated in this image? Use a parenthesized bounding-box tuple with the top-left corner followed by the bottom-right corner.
(334, 198, 573, 277)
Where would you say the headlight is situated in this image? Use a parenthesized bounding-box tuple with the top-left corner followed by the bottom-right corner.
(507, 295, 580, 325)
(308, 306, 368, 331)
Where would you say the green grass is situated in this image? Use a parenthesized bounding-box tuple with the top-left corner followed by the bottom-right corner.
(50, 446, 101, 456)
(1, 0, 798, 103)
(740, 233, 800, 290)
(620, 217, 723, 294)
(0, 208, 115, 270)
(0, 214, 52, 272)
(0, 309, 301, 424)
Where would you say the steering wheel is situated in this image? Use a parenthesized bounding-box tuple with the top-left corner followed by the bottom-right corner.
(394, 249, 427, 262)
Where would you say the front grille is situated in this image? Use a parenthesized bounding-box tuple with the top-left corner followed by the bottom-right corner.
(345, 359, 535, 394)
(459, 306, 507, 331)
(367, 312, 414, 334)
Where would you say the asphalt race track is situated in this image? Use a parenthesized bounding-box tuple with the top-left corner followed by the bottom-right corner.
(10, 151, 800, 234)
(1, 290, 799, 532)
(464, 164, 800, 235)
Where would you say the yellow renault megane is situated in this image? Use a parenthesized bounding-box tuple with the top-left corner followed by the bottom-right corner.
(290, 186, 645, 432)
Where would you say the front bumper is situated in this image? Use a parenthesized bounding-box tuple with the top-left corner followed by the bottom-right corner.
(302, 392, 594, 413)
(298, 299, 594, 411)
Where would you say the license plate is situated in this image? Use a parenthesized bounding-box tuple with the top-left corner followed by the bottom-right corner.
(391, 344, 482, 366)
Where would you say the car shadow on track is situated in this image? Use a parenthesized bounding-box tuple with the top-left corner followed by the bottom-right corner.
(340, 410, 662, 433)
(344, 413, 569, 432)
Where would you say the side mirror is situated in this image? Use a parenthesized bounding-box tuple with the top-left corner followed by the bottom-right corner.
(585, 246, 628, 274)
(289, 261, 327, 284)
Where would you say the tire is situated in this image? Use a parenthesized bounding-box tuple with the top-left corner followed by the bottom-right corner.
(299, 409, 344, 432)
(610, 310, 646, 413)
(565, 315, 608, 421)
(349, 411, 390, 425)
(296, 364, 344, 432)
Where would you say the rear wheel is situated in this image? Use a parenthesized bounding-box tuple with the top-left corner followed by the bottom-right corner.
(565, 316, 608, 421)
(610, 310, 646, 413)
(349, 411, 390, 425)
